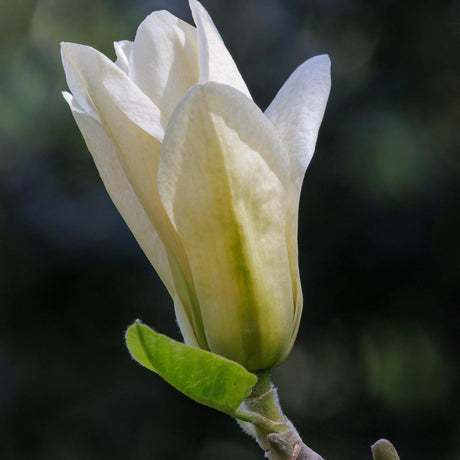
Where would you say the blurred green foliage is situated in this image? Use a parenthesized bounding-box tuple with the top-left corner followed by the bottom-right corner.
(0, 0, 458, 459)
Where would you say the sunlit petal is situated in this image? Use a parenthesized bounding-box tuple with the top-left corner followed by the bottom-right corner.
(128, 11, 199, 126)
(61, 42, 164, 141)
(61, 42, 209, 352)
(114, 40, 133, 73)
(62, 91, 175, 296)
(265, 55, 330, 357)
(265, 54, 331, 190)
(158, 82, 292, 370)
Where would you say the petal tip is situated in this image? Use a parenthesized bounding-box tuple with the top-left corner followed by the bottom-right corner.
(309, 53, 331, 66)
(139, 9, 175, 27)
(189, 0, 208, 21)
(60, 42, 89, 61)
(60, 41, 70, 57)
(60, 41, 76, 52)
(319, 53, 331, 66)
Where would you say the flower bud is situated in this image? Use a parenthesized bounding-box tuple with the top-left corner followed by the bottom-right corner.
(61, 0, 330, 370)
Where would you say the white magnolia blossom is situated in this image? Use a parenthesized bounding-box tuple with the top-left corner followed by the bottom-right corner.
(61, 0, 331, 371)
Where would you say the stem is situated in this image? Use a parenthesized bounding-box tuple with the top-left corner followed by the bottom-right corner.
(235, 371, 324, 460)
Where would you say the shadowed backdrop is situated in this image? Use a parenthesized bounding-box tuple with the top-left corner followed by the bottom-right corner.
(0, 0, 458, 458)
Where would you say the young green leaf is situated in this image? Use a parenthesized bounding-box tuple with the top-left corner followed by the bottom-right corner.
(125, 320, 257, 415)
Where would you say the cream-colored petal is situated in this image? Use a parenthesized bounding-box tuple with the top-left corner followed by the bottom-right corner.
(189, 0, 251, 99)
(174, 294, 200, 348)
(65, 45, 208, 339)
(62, 43, 209, 352)
(61, 42, 164, 141)
(62, 42, 164, 226)
(281, 206, 303, 363)
(265, 54, 331, 191)
(62, 91, 175, 296)
(265, 55, 331, 361)
(128, 11, 199, 126)
(114, 40, 133, 73)
(158, 82, 292, 370)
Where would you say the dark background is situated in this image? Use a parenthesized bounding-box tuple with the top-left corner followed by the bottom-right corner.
(0, 0, 458, 458)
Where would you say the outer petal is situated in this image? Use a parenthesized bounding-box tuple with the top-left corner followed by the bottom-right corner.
(61, 42, 164, 141)
(265, 55, 331, 359)
(158, 82, 292, 370)
(114, 40, 133, 73)
(265, 54, 331, 190)
(189, 0, 252, 99)
(61, 43, 165, 229)
(174, 294, 200, 348)
(62, 45, 208, 347)
(128, 11, 199, 127)
(281, 203, 303, 364)
(62, 92, 175, 296)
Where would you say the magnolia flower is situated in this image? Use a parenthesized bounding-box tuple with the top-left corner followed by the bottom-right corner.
(61, 0, 330, 371)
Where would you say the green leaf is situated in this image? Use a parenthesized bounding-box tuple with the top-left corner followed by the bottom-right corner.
(125, 320, 257, 415)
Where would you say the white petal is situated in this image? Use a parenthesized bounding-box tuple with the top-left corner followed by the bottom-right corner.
(174, 294, 200, 348)
(282, 198, 303, 362)
(62, 42, 165, 230)
(265, 54, 331, 190)
(62, 43, 209, 352)
(158, 82, 292, 370)
(265, 55, 331, 361)
(114, 40, 133, 73)
(62, 91, 175, 296)
(128, 11, 199, 125)
(65, 45, 201, 332)
(189, 0, 252, 99)
(61, 42, 164, 141)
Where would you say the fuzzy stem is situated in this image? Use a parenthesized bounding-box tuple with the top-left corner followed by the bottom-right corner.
(235, 371, 324, 460)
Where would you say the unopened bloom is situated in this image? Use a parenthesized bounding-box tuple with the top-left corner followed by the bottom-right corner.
(61, 0, 331, 371)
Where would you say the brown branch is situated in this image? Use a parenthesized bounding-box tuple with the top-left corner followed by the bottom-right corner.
(265, 431, 324, 460)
